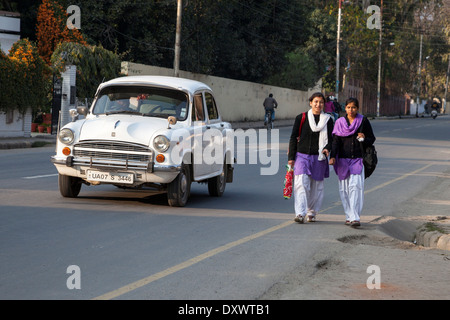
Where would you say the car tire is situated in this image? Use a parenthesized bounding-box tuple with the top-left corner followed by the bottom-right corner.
(167, 163, 191, 207)
(58, 174, 82, 198)
(208, 162, 227, 197)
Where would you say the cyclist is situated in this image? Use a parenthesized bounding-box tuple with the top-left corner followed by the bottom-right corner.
(263, 93, 278, 125)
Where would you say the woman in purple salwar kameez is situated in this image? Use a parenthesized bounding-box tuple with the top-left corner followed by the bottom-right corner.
(288, 93, 334, 223)
(329, 98, 376, 228)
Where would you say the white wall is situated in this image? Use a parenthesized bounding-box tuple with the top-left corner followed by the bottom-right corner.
(122, 62, 322, 122)
(0, 108, 32, 138)
(409, 99, 427, 115)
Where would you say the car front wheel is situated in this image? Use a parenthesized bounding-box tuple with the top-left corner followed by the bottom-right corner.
(167, 163, 191, 207)
(58, 174, 82, 198)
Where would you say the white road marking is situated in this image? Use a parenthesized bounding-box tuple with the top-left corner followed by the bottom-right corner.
(23, 174, 58, 179)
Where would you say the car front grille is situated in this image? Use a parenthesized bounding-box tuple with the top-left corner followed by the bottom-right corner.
(73, 140, 153, 170)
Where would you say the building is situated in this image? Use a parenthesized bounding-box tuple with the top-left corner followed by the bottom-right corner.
(0, 11, 20, 54)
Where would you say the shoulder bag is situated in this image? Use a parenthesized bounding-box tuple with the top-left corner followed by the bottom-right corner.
(359, 117, 377, 179)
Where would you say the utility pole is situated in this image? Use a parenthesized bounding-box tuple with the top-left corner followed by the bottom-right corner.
(416, 34, 423, 117)
(376, 0, 382, 117)
(174, 0, 182, 77)
(444, 56, 450, 114)
(336, 0, 342, 101)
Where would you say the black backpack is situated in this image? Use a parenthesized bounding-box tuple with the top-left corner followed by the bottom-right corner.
(359, 118, 377, 179)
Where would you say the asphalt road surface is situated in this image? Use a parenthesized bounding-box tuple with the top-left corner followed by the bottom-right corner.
(1, 115, 449, 302)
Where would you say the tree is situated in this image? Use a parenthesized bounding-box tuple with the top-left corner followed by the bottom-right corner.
(51, 42, 122, 102)
(267, 50, 318, 91)
(36, 0, 86, 64)
(0, 39, 51, 114)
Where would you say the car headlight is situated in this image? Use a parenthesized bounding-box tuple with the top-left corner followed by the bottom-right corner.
(153, 135, 170, 152)
(59, 128, 75, 145)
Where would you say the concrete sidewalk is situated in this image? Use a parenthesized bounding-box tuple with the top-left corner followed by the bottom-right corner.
(0, 132, 57, 150)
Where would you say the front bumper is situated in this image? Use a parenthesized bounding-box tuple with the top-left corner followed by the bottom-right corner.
(51, 155, 181, 184)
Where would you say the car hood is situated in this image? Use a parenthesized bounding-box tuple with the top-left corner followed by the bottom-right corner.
(79, 115, 168, 146)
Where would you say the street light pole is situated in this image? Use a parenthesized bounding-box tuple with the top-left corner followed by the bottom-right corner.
(444, 56, 450, 114)
(174, 0, 182, 77)
(336, 0, 342, 101)
(415, 34, 423, 117)
(376, 0, 383, 117)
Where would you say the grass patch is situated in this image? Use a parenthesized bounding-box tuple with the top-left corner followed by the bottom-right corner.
(31, 141, 52, 148)
(420, 222, 446, 234)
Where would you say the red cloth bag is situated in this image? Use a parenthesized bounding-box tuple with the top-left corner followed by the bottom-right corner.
(283, 165, 294, 199)
(284, 112, 305, 199)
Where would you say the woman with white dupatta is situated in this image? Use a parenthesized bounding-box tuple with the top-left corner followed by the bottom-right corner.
(329, 98, 376, 228)
(288, 92, 334, 224)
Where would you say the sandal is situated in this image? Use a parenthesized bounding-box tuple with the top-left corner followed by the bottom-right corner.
(350, 221, 361, 228)
(294, 216, 304, 224)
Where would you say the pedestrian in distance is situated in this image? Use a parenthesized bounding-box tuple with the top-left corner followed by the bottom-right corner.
(324, 95, 338, 121)
(263, 93, 278, 125)
(329, 97, 376, 228)
(288, 92, 334, 224)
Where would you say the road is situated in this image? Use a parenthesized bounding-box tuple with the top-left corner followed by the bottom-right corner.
(0, 115, 449, 302)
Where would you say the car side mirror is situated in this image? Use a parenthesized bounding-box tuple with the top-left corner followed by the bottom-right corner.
(77, 106, 88, 116)
(167, 116, 177, 129)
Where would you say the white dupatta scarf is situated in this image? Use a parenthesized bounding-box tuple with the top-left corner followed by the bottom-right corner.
(307, 110, 330, 161)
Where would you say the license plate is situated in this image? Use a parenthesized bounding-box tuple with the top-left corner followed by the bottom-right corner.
(87, 170, 134, 184)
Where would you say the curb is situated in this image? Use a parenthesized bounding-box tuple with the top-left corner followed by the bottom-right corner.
(377, 217, 450, 251)
(0, 141, 33, 149)
(415, 229, 450, 251)
(0, 134, 56, 150)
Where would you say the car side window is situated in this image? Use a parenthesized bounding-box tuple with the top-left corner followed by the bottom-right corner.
(205, 92, 219, 121)
(192, 93, 205, 122)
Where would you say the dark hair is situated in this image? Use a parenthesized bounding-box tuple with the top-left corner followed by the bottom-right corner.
(309, 92, 325, 102)
(269, 93, 273, 97)
(345, 97, 359, 108)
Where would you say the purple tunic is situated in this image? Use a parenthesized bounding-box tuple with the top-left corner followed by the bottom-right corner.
(333, 157, 363, 180)
(332, 114, 365, 180)
(294, 152, 329, 181)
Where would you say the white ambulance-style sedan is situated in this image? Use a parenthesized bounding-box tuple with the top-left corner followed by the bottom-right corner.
(51, 76, 234, 207)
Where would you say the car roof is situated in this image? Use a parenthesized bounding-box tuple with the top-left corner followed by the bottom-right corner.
(98, 76, 212, 95)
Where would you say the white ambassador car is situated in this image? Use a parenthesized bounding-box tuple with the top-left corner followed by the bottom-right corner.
(51, 76, 234, 207)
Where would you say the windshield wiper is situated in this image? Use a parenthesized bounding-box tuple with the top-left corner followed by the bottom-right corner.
(105, 110, 142, 115)
(142, 113, 172, 119)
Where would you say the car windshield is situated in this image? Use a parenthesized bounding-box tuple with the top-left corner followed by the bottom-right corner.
(92, 85, 189, 120)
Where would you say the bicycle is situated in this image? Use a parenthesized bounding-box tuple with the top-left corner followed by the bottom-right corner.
(265, 109, 274, 131)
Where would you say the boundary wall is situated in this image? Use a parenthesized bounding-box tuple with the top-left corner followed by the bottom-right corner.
(121, 62, 322, 123)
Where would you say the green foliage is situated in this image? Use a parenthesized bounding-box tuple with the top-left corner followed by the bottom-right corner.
(0, 39, 51, 114)
(180, 0, 310, 84)
(51, 42, 122, 102)
(267, 50, 318, 91)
